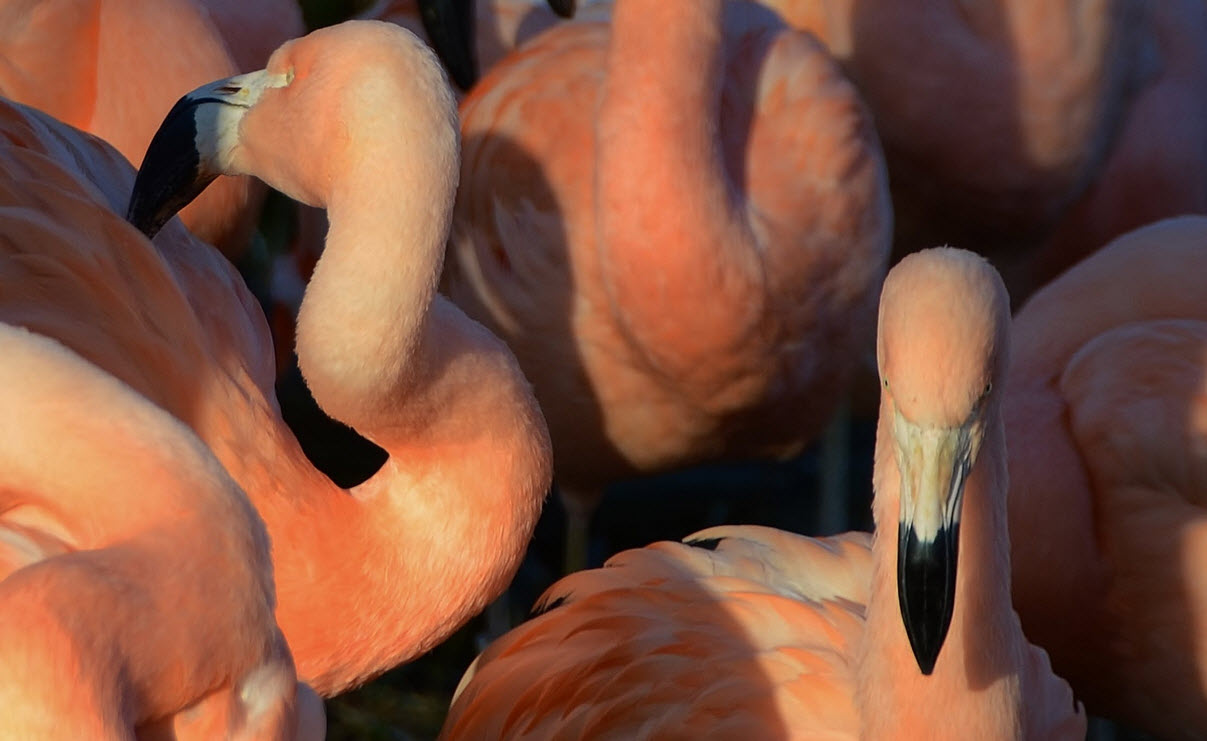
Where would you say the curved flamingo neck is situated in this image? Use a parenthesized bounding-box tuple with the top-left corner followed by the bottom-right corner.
(294, 147, 449, 429)
(245, 65, 550, 694)
(857, 401, 1026, 736)
(260, 370, 549, 696)
(596, 0, 764, 382)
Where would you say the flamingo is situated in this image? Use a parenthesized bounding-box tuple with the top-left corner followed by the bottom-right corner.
(0, 317, 321, 739)
(1035, 0, 1207, 288)
(445, 0, 892, 569)
(0, 19, 551, 698)
(758, 0, 1146, 300)
(438, 248, 1084, 739)
(122, 19, 553, 696)
(1004, 215, 1207, 737)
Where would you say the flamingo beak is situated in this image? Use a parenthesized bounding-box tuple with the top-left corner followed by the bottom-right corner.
(126, 69, 289, 239)
(416, 0, 479, 91)
(546, 0, 576, 18)
(892, 411, 977, 675)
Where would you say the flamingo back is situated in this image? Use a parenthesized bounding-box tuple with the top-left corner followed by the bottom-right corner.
(442, 525, 871, 739)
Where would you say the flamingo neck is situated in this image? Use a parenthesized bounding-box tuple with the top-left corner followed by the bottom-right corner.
(857, 401, 1026, 737)
(599, 0, 734, 247)
(595, 0, 765, 383)
(262, 107, 551, 694)
(293, 154, 449, 429)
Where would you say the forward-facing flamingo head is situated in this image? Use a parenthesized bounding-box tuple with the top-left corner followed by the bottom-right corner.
(876, 248, 1010, 675)
(128, 20, 459, 239)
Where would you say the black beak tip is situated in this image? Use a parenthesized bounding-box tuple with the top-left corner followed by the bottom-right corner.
(898, 523, 959, 676)
(547, 0, 576, 18)
(912, 637, 940, 676)
(124, 194, 158, 239)
(124, 95, 213, 240)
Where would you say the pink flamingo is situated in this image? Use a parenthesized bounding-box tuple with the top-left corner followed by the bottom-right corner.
(0, 314, 319, 738)
(760, 0, 1147, 300)
(446, 0, 891, 568)
(1036, 0, 1207, 288)
(439, 248, 1085, 739)
(1006, 215, 1207, 737)
(122, 20, 553, 696)
(0, 19, 551, 699)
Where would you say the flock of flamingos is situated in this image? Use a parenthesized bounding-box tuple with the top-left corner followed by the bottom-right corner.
(1, 0, 1206, 737)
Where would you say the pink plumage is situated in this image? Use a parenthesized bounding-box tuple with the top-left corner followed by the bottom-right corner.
(441, 248, 1085, 739)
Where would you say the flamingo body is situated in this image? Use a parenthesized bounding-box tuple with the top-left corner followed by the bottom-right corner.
(761, 0, 1145, 298)
(446, 0, 890, 499)
(441, 249, 1084, 739)
(2, 19, 552, 699)
(1006, 215, 1207, 737)
(0, 314, 317, 737)
(443, 528, 873, 738)
(197, 0, 306, 73)
(1036, 0, 1207, 286)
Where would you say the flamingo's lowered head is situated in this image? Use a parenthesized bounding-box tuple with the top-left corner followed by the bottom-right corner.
(127, 20, 460, 241)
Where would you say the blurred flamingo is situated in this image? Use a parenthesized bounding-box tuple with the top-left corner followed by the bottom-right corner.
(0, 19, 551, 698)
(197, 0, 307, 73)
(439, 248, 1084, 739)
(1036, 0, 1207, 286)
(760, 0, 1146, 300)
(0, 0, 305, 258)
(446, 0, 891, 569)
(1005, 215, 1207, 737)
(0, 318, 321, 739)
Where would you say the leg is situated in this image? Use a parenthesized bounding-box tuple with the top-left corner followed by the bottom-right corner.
(559, 485, 601, 574)
(816, 396, 852, 535)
